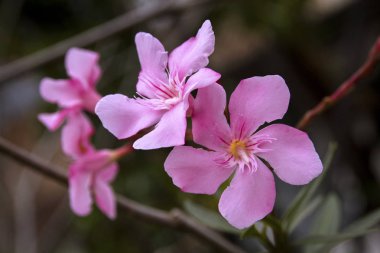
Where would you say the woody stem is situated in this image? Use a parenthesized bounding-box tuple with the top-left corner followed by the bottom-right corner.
(297, 36, 380, 130)
(0, 136, 245, 253)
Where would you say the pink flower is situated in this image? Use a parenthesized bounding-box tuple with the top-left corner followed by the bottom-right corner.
(39, 48, 102, 131)
(62, 111, 125, 219)
(164, 76, 323, 229)
(37, 48, 122, 219)
(95, 20, 220, 150)
(60, 112, 122, 219)
(69, 149, 119, 219)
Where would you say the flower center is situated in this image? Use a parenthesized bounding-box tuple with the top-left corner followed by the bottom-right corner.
(137, 72, 186, 110)
(215, 135, 278, 174)
(229, 140, 249, 162)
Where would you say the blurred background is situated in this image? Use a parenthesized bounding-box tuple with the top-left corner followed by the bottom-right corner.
(0, 0, 380, 252)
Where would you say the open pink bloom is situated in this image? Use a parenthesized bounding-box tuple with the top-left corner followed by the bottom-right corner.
(62, 111, 121, 219)
(69, 150, 118, 219)
(96, 20, 220, 150)
(39, 48, 102, 130)
(164, 76, 323, 229)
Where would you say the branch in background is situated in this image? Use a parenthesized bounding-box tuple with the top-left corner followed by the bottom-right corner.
(297, 36, 380, 130)
(0, 0, 211, 84)
(0, 137, 245, 253)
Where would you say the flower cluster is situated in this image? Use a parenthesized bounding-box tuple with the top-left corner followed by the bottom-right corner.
(39, 20, 323, 229)
(39, 48, 129, 219)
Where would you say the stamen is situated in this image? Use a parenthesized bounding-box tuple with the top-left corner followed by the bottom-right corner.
(139, 75, 175, 99)
(225, 133, 277, 174)
(229, 139, 247, 160)
(136, 70, 187, 111)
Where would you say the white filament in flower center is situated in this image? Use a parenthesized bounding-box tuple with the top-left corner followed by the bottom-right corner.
(215, 134, 277, 174)
(136, 71, 186, 110)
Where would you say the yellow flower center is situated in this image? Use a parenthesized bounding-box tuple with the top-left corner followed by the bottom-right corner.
(229, 140, 248, 160)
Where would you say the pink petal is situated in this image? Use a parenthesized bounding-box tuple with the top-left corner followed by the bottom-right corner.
(192, 83, 232, 151)
(229, 75, 290, 138)
(135, 32, 168, 98)
(65, 48, 100, 89)
(90, 64, 102, 87)
(168, 20, 215, 80)
(164, 146, 233, 194)
(74, 150, 113, 174)
(38, 110, 70, 131)
(95, 94, 163, 139)
(184, 68, 221, 96)
(133, 101, 188, 150)
(135, 32, 168, 77)
(40, 78, 82, 107)
(94, 167, 117, 219)
(218, 160, 276, 229)
(69, 169, 92, 217)
(61, 112, 94, 159)
(97, 161, 119, 183)
(81, 89, 101, 113)
(255, 124, 323, 185)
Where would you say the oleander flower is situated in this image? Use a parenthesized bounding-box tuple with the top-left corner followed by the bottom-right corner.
(62, 110, 124, 219)
(39, 47, 102, 131)
(164, 76, 323, 229)
(95, 20, 220, 150)
(69, 149, 119, 219)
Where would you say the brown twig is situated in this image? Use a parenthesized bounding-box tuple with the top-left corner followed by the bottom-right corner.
(297, 36, 380, 130)
(0, 137, 245, 253)
(0, 0, 211, 84)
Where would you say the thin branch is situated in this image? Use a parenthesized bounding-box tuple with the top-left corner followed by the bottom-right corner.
(0, 0, 211, 84)
(297, 36, 380, 130)
(0, 137, 245, 253)
(0, 137, 67, 185)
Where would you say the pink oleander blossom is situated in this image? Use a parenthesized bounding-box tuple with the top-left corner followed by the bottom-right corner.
(39, 48, 102, 131)
(64, 111, 123, 219)
(63, 111, 123, 219)
(95, 20, 220, 150)
(69, 149, 119, 219)
(164, 76, 323, 229)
